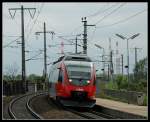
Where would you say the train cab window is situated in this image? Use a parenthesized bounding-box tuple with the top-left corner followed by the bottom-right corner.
(58, 70, 63, 83)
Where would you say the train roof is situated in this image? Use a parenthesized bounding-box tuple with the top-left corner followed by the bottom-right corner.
(53, 53, 92, 64)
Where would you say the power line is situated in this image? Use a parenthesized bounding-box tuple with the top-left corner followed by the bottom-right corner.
(95, 3, 126, 25)
(83, 3, 126, 46)
(57, 36, 82, 47)
(96, 9, 147, 29)
(26, 51, 43, 61)
(87, 3, 118, 18)
(23, 3, 44, 52)
(70, 25, 82, 36)
(88, 26, 97, 43)
(86, 3, 108, 18)
(26, 3, 44, 42)
(3, 37, 21, 48)
(24, 13, 33, 32)
(3, 35, 21, 37)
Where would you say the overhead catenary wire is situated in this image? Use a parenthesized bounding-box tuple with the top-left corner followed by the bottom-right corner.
(57, 36, 83, 47)
(3, 36, 21, 48)
(24, 3, 37, 32)
(26, 51, 43, 61)
(23, 3, 44, 51)
(3, 35, 21, 37)
(95, 3, 126, 25)
(24, 13, 33, 33)
(86, 9, 147, 52)
(26, 3, 44, 42)
(86, 3, 118, 18)
(88, 26, 97, 43)
(69, 4, 119, 36)
(84, 3, 126, 49)
(96, 9, 147, 29)
(70, 25, 82, 36)
(4, 4, 147, 74)
(68, 3, 126, 53)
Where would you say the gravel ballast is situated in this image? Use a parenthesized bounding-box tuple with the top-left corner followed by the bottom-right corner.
(30, 94, 85, 119)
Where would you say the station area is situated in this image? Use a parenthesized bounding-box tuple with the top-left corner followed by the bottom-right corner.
(96, 97, 148, 117)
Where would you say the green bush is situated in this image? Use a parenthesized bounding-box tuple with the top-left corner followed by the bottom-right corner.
(105, 80, 118, 90)
(143, 95, 147, 106)
(129, 79, 147, 93)
(96, 81, 106, 98)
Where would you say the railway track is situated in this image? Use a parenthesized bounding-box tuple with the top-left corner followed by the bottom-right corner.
(64, 107, 115, 119)
(8, 92, 45, 120)
(48, 98, 115, 119)
(8, 91, 116, 120)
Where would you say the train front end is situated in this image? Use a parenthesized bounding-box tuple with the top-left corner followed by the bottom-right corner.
(58, 60, 96, 108)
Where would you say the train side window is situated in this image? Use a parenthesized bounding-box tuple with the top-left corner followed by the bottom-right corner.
(58, 70, 63, 83)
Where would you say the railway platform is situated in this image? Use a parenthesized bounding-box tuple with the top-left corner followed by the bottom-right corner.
(96, 98, 148, 118)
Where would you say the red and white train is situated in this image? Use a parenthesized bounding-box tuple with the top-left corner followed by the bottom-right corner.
(48, 54, 96, 108)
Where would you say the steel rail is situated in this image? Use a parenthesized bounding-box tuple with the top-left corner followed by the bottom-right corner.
(8, 91, 46, 120)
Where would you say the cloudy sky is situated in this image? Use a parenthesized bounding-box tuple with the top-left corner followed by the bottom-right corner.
(3, 2, 147, 76)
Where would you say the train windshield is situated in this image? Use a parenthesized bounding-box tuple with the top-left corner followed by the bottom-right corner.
(66, 65, 91, 86)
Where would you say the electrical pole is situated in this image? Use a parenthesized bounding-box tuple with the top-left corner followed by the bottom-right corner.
(121, 54, 124, 75)
(133, 47, 142, 66)
(133, 47, 142, 78)
(81, 17, 95, 54)
(21, 6, 25, 92)
(44, 22, 47, 81)
(109, 38, 114, 80)
(108, 64, 109, 81)
(9, 5, 36, 93)
(35, 22, 54, 82)
(75, 36, 77, 54)
(69, 34, 82, 54)
(110, 51, 114, 80)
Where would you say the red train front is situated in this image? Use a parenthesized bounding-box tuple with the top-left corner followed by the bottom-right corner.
(48, 54, 96, 108)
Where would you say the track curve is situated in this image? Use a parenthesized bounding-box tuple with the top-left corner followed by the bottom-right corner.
(8, 92, 46, 120)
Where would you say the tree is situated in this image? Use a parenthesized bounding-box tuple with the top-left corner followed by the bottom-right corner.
(113, 75, 128, 90)
(4, 62, 19, 81)
(133, 57, 147, 80)
(27, 74, 44, 83)
(15, 74, 22, 80)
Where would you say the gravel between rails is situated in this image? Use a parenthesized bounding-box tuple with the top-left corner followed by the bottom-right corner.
(30, 94, 86, 119)
(10, 93, 38, 119)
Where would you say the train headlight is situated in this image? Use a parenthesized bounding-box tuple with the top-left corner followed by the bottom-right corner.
(69, 79, 72, 82)
(87, 80, 90, 84)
